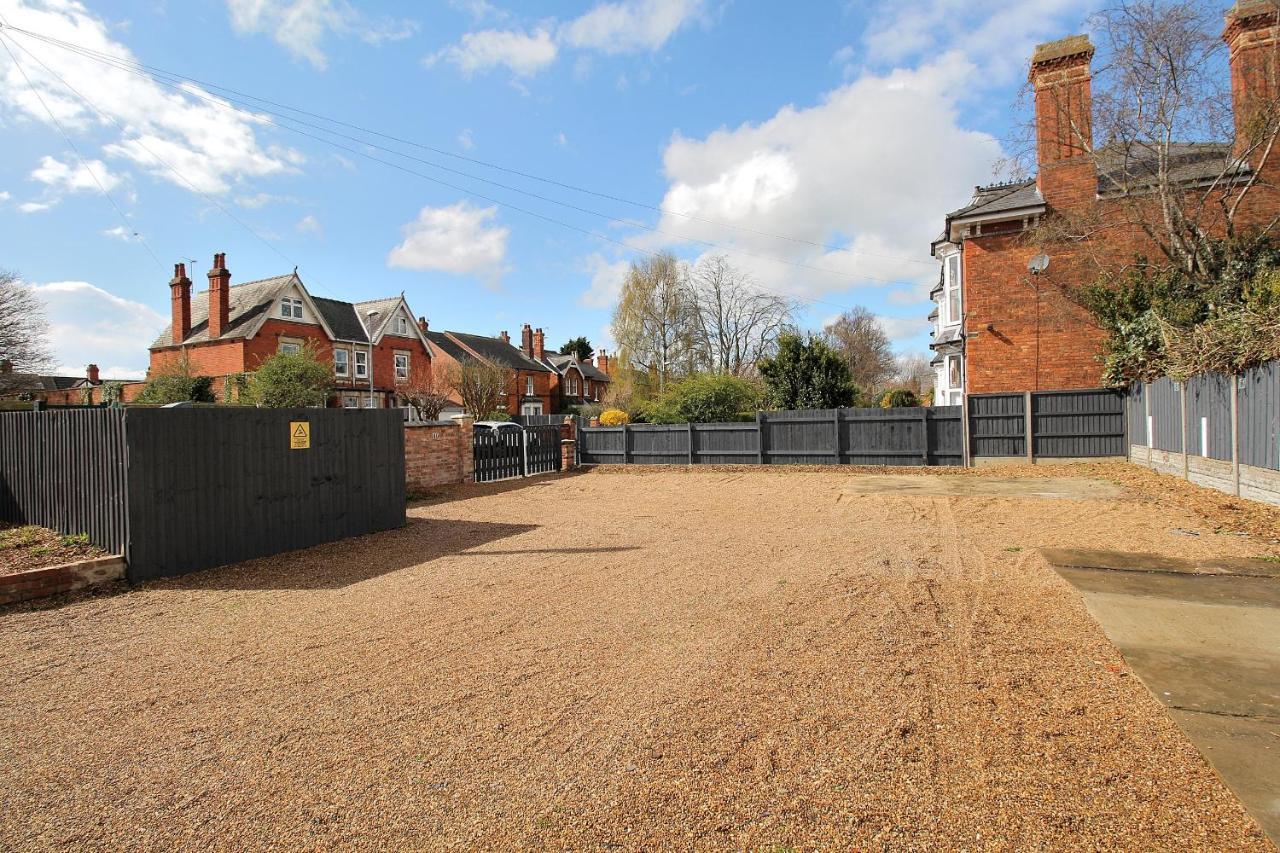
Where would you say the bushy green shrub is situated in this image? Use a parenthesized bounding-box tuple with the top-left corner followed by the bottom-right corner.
(880, 388, 920, 408)
(244, 346, 334, 408)
(136, 356, 215, 405)
(482, 410, 512, 421)
(640, 374, 761, 423)
(757, 333, 859, 410)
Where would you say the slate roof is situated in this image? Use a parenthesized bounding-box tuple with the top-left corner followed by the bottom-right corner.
(0, 374, 88, 394)
(437, 331, 551, 372)
(424, 331, 473, 363)
(1096, 141, 1242, 195)
(946, 180, 1044, 221)
(355, 297, 403, 340)
(930, 327, 964, 348)
(540, 352, 610, 382)
(150, 273, 296, 349)
(311, 297, 369, 342)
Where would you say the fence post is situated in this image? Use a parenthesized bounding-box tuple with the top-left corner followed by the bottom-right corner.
(920, 407, 930, 464)
(833, 409, 842, 465)
(1023, 391, 1034, 463)
(1231, 374, 1241, 496)
(1179, 381, 1189, 481)
(622, 423, 630, 465)
(961, 394, 972, 468)
(1144, 381, 1153, 449)
(756, 411, 766, 465)
(687, 421, 694, 466)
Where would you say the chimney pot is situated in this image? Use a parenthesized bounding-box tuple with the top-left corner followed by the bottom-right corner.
(418, 315, 429, 333)
(521, 324, 534, 358)
(532, 327, 545, 360)
(86, 364, 100, 383)
(500, 330, 510, 344)
(207, 252, 231, 339)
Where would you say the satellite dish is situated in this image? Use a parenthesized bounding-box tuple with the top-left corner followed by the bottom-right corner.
(1028, 254, 1050, 275)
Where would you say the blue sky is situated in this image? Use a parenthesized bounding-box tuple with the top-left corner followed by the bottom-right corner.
(0, 0, 1097, 378)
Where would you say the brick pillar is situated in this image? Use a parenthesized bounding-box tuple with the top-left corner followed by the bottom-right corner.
(560, 415, 576, 442)
(561, 439, 576, 471)
(452, 414, 475, 483)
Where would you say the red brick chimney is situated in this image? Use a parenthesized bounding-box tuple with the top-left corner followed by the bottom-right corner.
(520, 323, 534, 358)
(207, 253, 231, 339)
(596, 349, 610, 376)
(169, 262, 192, 344)
(499, 330, 510, 345)
(86, 364, 100, 383)
(1030, 34, 1096, 211)
(533, 327, 545, 360)
(1225, 1, 1280, 161)
(418, 316, 429, 334)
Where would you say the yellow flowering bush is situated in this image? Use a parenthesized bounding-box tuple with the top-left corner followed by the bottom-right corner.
(599, 408, 630, 426)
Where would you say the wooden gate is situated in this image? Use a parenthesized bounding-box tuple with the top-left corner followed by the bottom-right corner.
(473, 426, 525, 482)
(525, 424, 562, 475)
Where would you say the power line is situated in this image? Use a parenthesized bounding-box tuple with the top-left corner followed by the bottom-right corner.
(0, 25, 163, 270)
(2, 31, 891, 313)
(2, 22, 937, 271)
(0, 28, 341, 299)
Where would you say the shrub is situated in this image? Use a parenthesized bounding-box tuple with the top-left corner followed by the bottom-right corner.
(880, 388, 920, 408)
(599, 408, 630, 426)
(244, 345, 334, 408)
(482, 410, 512, 422)
(758, 333, 859, 410)
(136, 354, 215, 405)
(642, 374, 762, 423)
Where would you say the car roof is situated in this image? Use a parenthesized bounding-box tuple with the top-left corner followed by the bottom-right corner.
(474, 420, 522, 428)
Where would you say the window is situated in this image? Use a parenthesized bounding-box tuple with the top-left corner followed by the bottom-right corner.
(354, 351, 368, 378)
(334, 349, 349, 377)
(279, 340, 302, 355)
(342, 395, 358, 408)
(397, 317, 409, 336)
(394, 352, 409, 380)
(946, 355, 962, 392)
(568, 376, 578, 396)
(280, 297, 303, 320)
(525, 376, 534, 396)
(364, 395, 377, 409)
(521, 402, 543, 415)
(944, 254, 962, 325)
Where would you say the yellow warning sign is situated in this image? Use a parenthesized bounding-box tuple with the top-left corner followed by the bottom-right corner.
(290, 421, 310, 450)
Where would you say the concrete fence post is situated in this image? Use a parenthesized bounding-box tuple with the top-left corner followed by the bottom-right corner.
(833, 408, 842, 465)
(756, 411, 766, 465)
(687, 421, 694, 466)
(1180, 381, 1189, 481)
(622, 423, 630, 465)
(960, 394, 972, 468)
(1231, 374, 1241, 497)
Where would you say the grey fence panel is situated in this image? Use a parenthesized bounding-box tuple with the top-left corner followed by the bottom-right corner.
(579, 426, 626, 464)
(125, 408, 405, 582)
(1147, 377, 1182, 452)
(927, 407, 965, 466)
(767, 409, 838, 465)
(968, 394, 1025, 457)
(0, 409, 128, 555)
(1185, 372, 1233, 461)
(693, 423, 759, 465)
(1031, 389, 1126, 458)
(628, 424, 690, 465)
(1240, 361, 1280, 470)
(840, 408, 929, 466)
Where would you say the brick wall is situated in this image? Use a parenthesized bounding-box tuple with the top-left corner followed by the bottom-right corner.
(404, 416, 474, 492)
(0, 555, 125, 607)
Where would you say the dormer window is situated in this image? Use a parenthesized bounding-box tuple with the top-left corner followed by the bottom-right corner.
(281, 297, 303, 320)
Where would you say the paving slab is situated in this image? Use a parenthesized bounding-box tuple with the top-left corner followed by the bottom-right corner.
(1046, 550, 1280, 845)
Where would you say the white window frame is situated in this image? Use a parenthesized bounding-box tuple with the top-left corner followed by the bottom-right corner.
(280, 297, 303, 320)
(525, 376, 534, 396)
(394, 352, 409, 381)
(334, 348, 349, 377)
(354, 350, 368, 379)
(568, 376, 578, 396)
(397, 317, 409, 336)
(364, 395, 377, 409)
(521, 402, 543, 416)
(343, 395, 358, 409)
(279, 339, 302, 355)
(943, 253, 962, 327)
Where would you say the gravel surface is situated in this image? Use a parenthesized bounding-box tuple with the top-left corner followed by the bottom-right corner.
(0, 466, 1273, 850)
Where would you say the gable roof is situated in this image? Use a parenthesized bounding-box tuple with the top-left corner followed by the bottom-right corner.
(539, 352, 610, 382)
(311, 297, 369, 342)
(354, 297, 402, 341)
(443, 331, 551, 372)
(151, 273, 296, 349)
(0, 373, 89, 394)
(947, 179, 1044, 222)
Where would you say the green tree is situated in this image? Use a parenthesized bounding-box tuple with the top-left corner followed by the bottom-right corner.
(880, 388, 920, 408)
(559, 336, 594, 361)
(136, 353, 215, 405)
(757, 333, 858, 410)
(245, 345, 334, 408)
(641, 373, 762, 423)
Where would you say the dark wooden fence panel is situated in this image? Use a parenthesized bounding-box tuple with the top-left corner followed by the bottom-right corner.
(577, 405, 963, 467)
(968, 394, 1025, 457)
(125, 408, 405, 582)
(0, 409, 128, 555)
(1031, 389, 1126, 458)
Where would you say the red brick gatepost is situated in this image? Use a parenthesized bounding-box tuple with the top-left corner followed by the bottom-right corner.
(561, 416, 577, 471)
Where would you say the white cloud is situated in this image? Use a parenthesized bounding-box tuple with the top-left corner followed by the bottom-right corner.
(0, 0, 302, 195)
(225, 0, 418, 70)
(101, 224, 140, 241)
(387, 201, 509, 281)
(0, 191, 10, 203)
(876, 314, 930, 346)
(428, 27, 558, 77)
(555, 131, 568, 147)
(295, 213, 322, 235)
(28, 280, 164, 379)
(579, 253, 629, 308)
(560, 0, 703, 54)
(17, 201, 52, 213)
(643, 54, 999, 305)
(236, 192, 299, 208)
(457, 128, 475, 150)
(30, 155, 121, 194)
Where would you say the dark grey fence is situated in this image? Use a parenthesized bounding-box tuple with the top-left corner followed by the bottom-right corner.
(968, 389, 1126, 459)
(0, 409, 128, 555)
(0, 408, 405, 584)
(579, 406, 964, 467)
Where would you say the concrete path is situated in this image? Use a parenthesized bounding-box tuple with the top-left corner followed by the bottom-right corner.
(1047, 549, 1280, 845)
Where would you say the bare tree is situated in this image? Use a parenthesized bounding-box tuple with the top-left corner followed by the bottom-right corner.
(894, 352, 935, 396)
(0, 270, 52, 374)
(611, 252, 692, 393)
(1016, 2, 1280, 280)
(823, 307, 896, 392)
(401, 360, 453, 421)
(448, 359, 508, 418)
(684, 255, 794, 376)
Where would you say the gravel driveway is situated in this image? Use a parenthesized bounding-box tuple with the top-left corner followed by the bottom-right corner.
(0, 466, 1273, 850)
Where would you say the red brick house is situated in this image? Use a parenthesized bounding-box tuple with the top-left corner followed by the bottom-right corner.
(930, 3, 1280, 400)
(425, 324, 554, 416)
(0, 362, 103, 404)
(151, 253, 433, 409)
(536, 348, 611, 410)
